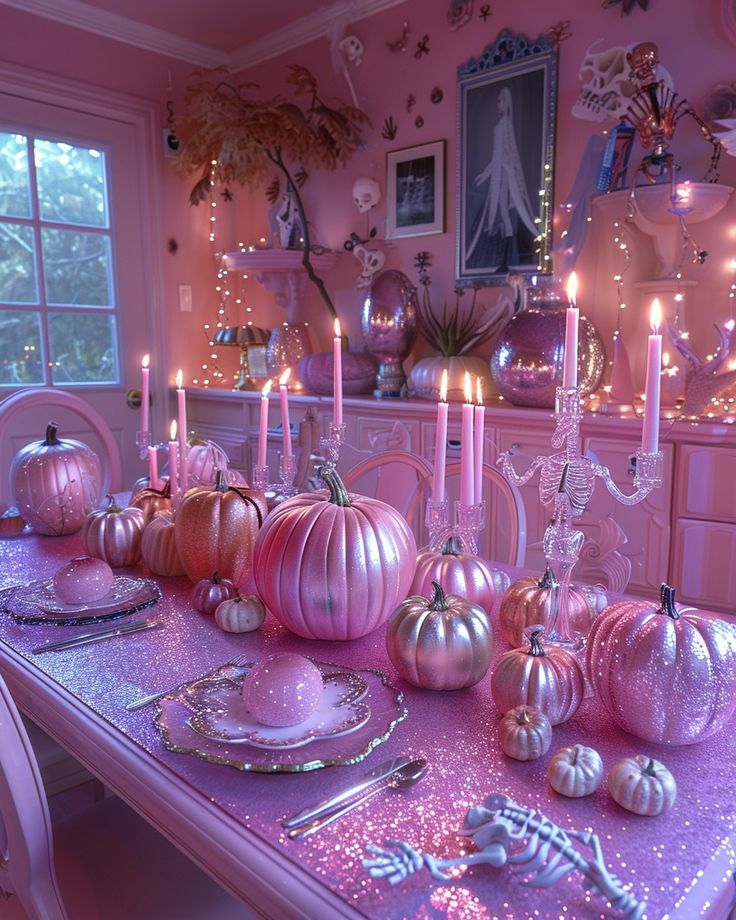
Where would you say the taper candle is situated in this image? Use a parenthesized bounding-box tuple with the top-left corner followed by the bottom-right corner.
(168, 420, 179, 500)
(257, 380, 273, 469)
(333, 318, 343, 427)
(474, 377, 486, 503)
(642, 299, 662, 454)
(279, 368, 292, 458)
(147, 446, 159, 491)
(432, 369, 449, 503)
(563, 272, 579, 388)
(175, 370, 188, 493)
(460, 372, 474, 508)
(140, 355, 150, 434)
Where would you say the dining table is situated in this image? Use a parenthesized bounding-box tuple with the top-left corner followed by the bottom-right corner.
(1, 526, 735, 920)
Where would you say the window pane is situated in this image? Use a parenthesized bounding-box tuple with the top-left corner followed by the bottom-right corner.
(35, 140, 108, 228)
(0, 309, 43, 385)
(41, 228, 113, 306)
(0, 132, 31, 218)
(0, 222, 38, 304)
(49, 311, 117, 383)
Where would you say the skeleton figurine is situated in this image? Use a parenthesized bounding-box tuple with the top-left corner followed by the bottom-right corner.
(352, 177, 381, 213)
(622, 41, 722, 182)
(350, 178, 384, 289)
(274, 185, 304, 249)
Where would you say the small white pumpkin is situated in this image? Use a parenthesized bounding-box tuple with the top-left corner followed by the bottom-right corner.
(608, 754, 677, 816)
(214, 595, 266, 633)
(547, 744, 604, 797)
(498, 705, 552, 762)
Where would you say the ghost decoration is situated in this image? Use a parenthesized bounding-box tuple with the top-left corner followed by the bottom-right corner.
(339, 34, 364, 67)
(352, 177, 381, 213)
(353, 245, 386, 289)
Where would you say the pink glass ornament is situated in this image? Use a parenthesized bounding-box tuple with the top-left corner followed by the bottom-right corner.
(242, 654, 323, 727)
(52, 556, 114, 604)
(586, 584, 736, 745)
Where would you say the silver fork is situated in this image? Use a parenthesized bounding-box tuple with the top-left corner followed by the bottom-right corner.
(126, 654, 249, 711)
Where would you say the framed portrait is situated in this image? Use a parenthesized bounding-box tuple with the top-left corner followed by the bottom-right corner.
(385, 140, 445, 239)
(456, 31, 558, 285)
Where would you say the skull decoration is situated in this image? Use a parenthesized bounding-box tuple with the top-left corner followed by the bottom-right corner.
(353, 244, 386, 289)
(572, 41, 673, 123)
(352, 177, 381, 213)
(339, 34, 364, 67)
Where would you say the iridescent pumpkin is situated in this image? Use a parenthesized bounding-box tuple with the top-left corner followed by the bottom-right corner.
(491, 626, 584, 725)
(499, 566, 590, 647)
(498, 705, 552, 761)
(408, 539, 496, 614)
(386, 581, 493, 690)
(547, 744, 604, 798)
(608, 755, 677, 816)
(253, 466, 417, 641)
(214, 595, 266, 633)
(82, 494, 145, 567)
(140, 511, 185, 577)
(191, 573, 238, 615)
(586, 583, 736, 745)
(11, 422, 102, 536)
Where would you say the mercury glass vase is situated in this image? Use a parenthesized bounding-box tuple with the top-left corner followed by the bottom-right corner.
(361, 270, 418, 397)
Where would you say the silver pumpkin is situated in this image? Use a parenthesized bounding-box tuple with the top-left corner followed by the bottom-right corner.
(386, 581, 493, 690)
(361, 269, 418, 396)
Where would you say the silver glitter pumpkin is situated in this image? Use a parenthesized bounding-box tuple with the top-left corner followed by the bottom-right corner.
(490, 276, 605, 408)
(361, 270, 418, 397)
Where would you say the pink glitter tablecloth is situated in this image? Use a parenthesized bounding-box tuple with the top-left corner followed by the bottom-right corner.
(1, 530, 735, 920)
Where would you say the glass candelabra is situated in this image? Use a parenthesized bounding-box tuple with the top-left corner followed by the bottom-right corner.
(497, 384, 663, 647)
(318, 422, 346, 470)
(425, 497, 487, 555)
(252, 453, 298, 502)
(135, 429, 151, 460)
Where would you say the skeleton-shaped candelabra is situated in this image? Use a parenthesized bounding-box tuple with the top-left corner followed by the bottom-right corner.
(498, 384, 663, 646)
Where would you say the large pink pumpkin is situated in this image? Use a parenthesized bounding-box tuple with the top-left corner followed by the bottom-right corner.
(253, 466, 417, 640)
(408, 539, 496, 614)
(586, 583, 736, 745)
(185, 437, 231, 488)
(11, 422, 102, 536)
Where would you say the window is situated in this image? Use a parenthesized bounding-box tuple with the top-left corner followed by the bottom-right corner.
(0, 130, 119, 387)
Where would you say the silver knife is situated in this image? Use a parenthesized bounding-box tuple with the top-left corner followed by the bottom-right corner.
(31, 618, 160, 654)
(282, 754, 413, 829)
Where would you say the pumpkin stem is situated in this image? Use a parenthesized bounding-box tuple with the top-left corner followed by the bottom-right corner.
(658, 583, 679, 620)
(45, 422, 60, 446)
(442, 536, 463, 557)
(517, 707, 532, 725)
(644, 759, 656, 776)
(105, 494, 123, 513)
(213, 469, 228, 493)
(527, 626, 546, 657)
(318, 466, 352, 507)
(538, 565, 558, 591)
(212, 572, 220, 583)
(161, 478, 172, 498)
(428, 581, 449, 611)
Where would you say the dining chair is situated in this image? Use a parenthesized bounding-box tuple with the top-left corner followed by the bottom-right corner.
(0, 674, 253, 920)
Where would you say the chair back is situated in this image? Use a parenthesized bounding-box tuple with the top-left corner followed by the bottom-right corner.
(0, 674, 68, 919)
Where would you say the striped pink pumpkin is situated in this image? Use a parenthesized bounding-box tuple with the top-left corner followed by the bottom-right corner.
(253, 467, 417, 640)
(141, 511, 185, 577)
(83, 495, 145, 567)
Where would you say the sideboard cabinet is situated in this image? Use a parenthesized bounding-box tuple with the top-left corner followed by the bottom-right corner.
(185, 388, 735, 614)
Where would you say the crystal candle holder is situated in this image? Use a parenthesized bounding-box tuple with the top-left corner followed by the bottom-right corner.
(253, 464, 270, 493)
(319, 422, 346, 469)
(135, 429, 151, 460)
(278, 453, 298, 499)
(425, 498, 450, 548)
(455, 501, 486, 555)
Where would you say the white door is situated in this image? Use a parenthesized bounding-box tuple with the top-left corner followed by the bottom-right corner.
(0, 67, 163, 499)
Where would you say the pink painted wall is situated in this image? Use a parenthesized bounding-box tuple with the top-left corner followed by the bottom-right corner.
(2, 0, 735, 392)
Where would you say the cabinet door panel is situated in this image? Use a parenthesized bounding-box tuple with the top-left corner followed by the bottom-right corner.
(673, 519, 736, 611)
(677, 445, 736, 523)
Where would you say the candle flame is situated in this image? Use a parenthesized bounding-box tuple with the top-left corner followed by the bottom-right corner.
(649, 298, 662, 333)
(261, 380, 273, 397)
(142, 354, 150, 369)
(464, 371, 472, 404)
(566, 271, 578, 306)
(176, 368, 183, 389)
(334, 318, 342, 338)
(476, 376, 483, 406)
(169, 419, 177, 440)
(279, 368, 291, 386)
(439, 369, 448, 402)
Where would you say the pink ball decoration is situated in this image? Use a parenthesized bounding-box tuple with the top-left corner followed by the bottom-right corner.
(53, 556, 114, 604)
(586, 583, 736, 745)
(243, 654, 323, 727)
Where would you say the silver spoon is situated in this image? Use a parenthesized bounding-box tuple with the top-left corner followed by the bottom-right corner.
(288, 757, 429, 840)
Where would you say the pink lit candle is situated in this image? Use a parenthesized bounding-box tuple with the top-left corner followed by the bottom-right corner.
(279, 368, 293, 458)
(563, 272, 579, 388)
(147, 446, 159, 491)
(168, 420, 179, 500)
(432, 369, 449, 503)
(641, 299, 662, 454)
(257, 380, 273, 469)
(460, 372, 474, 508)
(474, 377, 486, 503)
(140, 354, 150, 434)
(175, 370, 188, 493)
(333, 318, 343, 427)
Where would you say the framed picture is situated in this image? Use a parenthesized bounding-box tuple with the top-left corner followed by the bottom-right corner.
(385, 140, 445, 239)
(456, 30, 558, 285)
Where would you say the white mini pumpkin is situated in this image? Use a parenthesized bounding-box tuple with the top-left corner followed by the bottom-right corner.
(547, 744, 604, 797)
(498, 705, 552, 762)
(608, 755, 677, 816)
(214, 595, 266, 633)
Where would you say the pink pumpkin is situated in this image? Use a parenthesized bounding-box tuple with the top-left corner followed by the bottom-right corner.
(191, 573, 238, 615)
(298, 351, 377, 396)
(253, 466, 417, 640)
(140, 511, 185, 577)
(586, 583, 736, 745)
(185, 437, 231, 488)
(83, 495, 145, 567)
(408, 538, 496, 614)
(11, 422, 102, 536)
